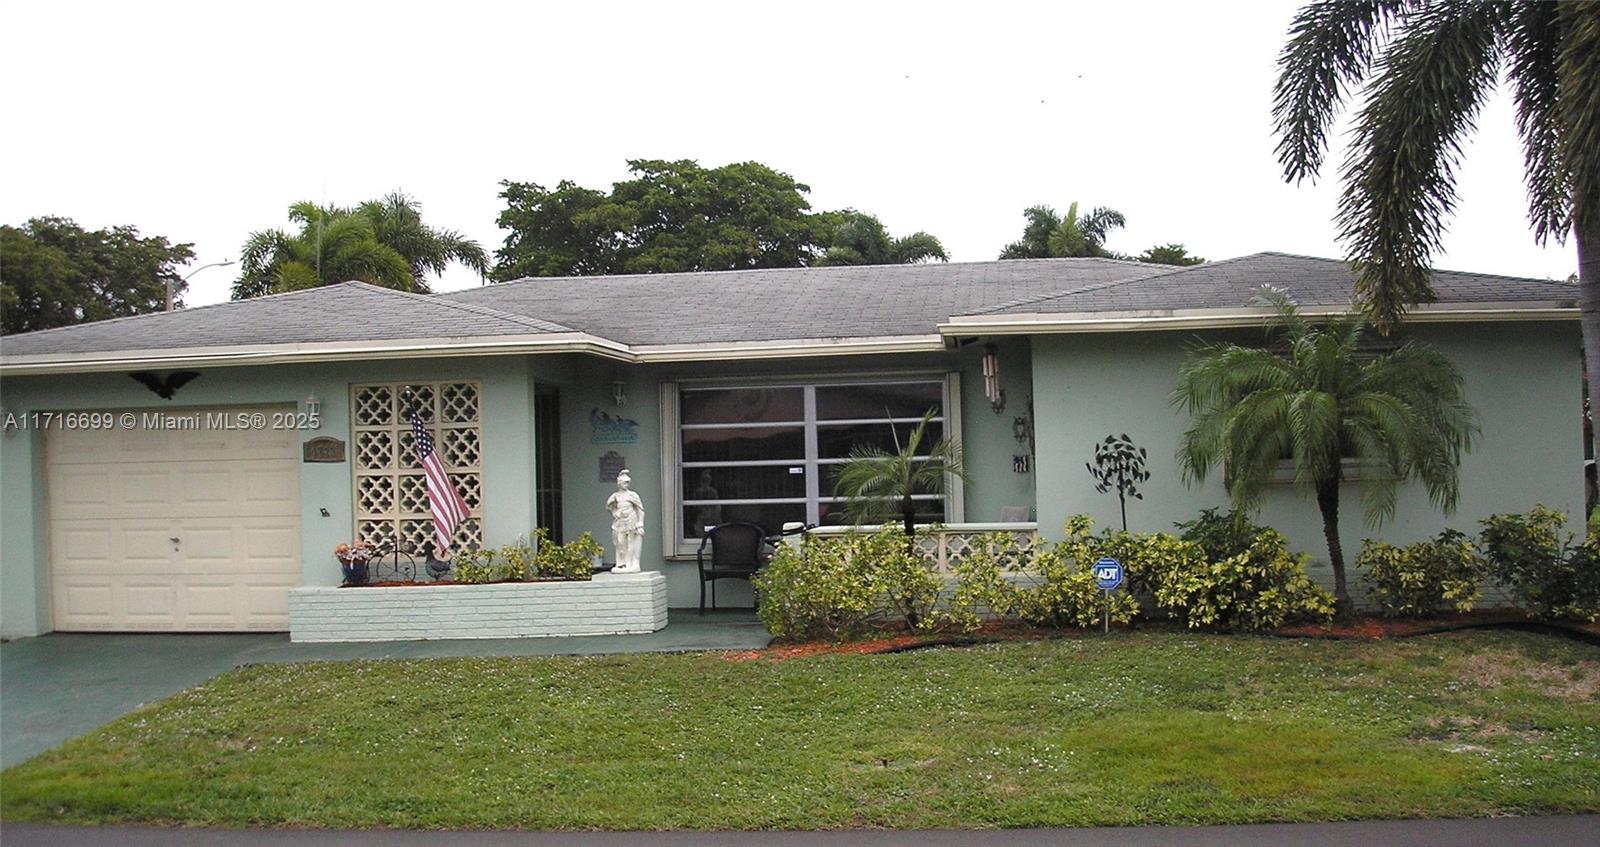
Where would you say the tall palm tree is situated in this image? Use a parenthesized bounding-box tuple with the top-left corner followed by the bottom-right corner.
(232, 194, 486, 300)
(833, 410, 966, 545)
(998, 202, 1127, 259)
(356, 192, 489, 283)
(1172, 288, 1478, 616)
(1274, 1, 1600, 451)
(817, 212, 947, 266)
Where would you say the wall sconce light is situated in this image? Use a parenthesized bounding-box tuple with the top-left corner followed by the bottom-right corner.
(982, 344, 1005, 414)
(611, 380, 627, 408)
(304, 393, 322, 429)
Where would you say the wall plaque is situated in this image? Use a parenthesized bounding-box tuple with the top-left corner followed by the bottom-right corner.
(303, 436, 346, 463)
(598, 450, 627, 482)
(589, 408, 639, 444)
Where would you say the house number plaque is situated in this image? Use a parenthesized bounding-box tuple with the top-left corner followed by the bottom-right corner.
(302, 436, 346, 463)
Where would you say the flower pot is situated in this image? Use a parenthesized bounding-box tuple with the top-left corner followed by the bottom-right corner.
(341, 562, 370, 587)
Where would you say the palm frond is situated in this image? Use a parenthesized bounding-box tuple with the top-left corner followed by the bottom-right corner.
(1557, 1, 1600, 234)
(1336, 0, 1509, 329)
(1506, 1, 1571, 244)
(1273, 0, 1409, 183)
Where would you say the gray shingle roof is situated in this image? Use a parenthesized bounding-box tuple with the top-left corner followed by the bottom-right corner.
(0, 254, 1572, 362)
(972, 252, 1576, 316)
(442, 258, 1171, 345)
(0, 282, 574, 357)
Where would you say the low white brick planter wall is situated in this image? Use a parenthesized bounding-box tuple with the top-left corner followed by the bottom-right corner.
(287, 572, 668, 643)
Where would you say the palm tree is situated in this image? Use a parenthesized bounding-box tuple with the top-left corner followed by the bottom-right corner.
(1171, 288, 1478, 616)
(232, 194, 486, 300)
(1273, 1, 1600, 452)
(833, 410, 966, 546)
(356, 193, 489, 283)
(817, 212, 947, 266)
(998, 202, 1127, 259)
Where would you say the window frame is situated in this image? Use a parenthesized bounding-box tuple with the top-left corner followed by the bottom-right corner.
(660, 373, 963, 558)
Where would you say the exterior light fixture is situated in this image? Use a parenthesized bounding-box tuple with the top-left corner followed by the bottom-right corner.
(304, 393, 322, 429)
(612, 380, 627, 408)
(982, 344, 1005, 414)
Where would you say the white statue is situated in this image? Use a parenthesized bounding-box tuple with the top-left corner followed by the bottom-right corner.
(606, 469, 645, 573)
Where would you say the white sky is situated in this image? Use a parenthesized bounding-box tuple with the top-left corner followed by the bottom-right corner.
(0, 0, 1578, 307)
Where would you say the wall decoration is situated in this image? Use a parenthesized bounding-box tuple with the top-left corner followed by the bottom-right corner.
(589, 408, 639, 444)
(598, 450, 627, 482)
(302, 436, 346, 463)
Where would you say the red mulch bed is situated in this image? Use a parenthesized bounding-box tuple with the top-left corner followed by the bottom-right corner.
(1273, 609, 1600, 641)
(727, 612, 1600, 661)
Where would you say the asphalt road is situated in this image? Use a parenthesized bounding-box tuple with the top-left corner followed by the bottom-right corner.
(3, 817, 1598, 847)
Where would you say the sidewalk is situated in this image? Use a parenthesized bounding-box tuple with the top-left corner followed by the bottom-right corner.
(3, 816, 1598, 847)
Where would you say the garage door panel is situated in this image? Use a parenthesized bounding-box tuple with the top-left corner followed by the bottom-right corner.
(48, 404, 302, 632)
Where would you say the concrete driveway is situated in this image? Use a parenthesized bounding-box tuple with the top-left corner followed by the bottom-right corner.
(0, 610, 768, 768)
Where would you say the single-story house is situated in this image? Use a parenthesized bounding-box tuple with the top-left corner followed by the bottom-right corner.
(0, 252, 1581, 638)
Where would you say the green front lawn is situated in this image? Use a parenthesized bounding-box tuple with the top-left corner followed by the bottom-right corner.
(3, 630, 1597, 829)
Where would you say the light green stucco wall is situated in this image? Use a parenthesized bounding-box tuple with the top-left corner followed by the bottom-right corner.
(546, 342, 1037, 609)
(0, 343, 1036, 633)
(0, 355, 568, 637)
(1030, 322, 1584, 600)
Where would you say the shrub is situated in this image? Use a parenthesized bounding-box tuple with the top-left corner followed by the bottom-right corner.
(452, 547, 504, 584)
(867, 530, 943, 632)
(1154, 509, 1335, 631)
(531, 529, 602, 581)
(753, 532, 883, 641)
(1019, 516, 1141, 628)
(1356, 530, 1481, 617)
(498, 538, 536, 581)
(1480, 506, 1600, 622)
(944, 532, 1028, 632)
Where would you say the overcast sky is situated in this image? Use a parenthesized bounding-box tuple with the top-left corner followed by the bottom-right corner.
(0, 1, 1578, 307)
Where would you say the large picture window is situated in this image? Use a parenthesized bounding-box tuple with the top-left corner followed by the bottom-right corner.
(664, 376, 961, 554)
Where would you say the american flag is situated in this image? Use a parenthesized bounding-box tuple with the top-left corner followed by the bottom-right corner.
(411, 414, 470, 554)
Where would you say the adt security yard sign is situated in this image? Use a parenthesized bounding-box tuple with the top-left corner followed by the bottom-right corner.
(1093, 557, 1123, 632)
(1094, 558, 1124, 591)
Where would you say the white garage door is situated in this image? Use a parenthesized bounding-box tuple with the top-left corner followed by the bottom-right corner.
(47, 406, 302, 631)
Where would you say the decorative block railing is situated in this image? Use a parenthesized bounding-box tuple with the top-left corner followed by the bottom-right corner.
(801, 522, 1039, 573)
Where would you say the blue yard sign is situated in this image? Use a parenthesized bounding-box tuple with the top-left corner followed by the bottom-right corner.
(1094, 557, 1124, 591)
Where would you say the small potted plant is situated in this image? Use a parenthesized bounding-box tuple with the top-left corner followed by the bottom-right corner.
(335, 541, 377, 586)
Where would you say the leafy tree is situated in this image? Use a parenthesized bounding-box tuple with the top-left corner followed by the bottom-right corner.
(999, 202, 1126, 259)
(233, 193, 484, 299)
(815, 211, 947, 266)
(1138, 243, 1206, 266)
(833, 410, 967, 546)
(1, 217, 195, 334)
(498, 159, 921, 279)
(1171, 288, 1478, 616)
(1273, 1, 1600, 451)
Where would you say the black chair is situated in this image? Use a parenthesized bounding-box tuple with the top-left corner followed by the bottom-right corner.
(696, 522, 769, 614)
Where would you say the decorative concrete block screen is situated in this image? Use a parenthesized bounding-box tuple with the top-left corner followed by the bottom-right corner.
(287, 572, 669, 642)
(352, 381, 483, 553)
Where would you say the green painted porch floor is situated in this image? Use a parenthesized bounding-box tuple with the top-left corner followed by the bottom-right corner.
(0, 609, 767, 768)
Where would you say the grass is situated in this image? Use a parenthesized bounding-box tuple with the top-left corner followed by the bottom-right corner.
(2, 630, 1596, 829)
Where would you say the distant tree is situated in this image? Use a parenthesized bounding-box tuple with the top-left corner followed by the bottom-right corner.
(1, 217, 195, 334)
(1137, 243, 1206, 266)
(999, 202, 1126, 259)
(233, 193, 484, 299)
(493, 160, 947, 279)
(816, 211, 947, 266)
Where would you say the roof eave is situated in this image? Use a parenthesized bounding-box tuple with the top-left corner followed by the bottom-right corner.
(0, 333, 950, 376)
(939, 302, 1579, 336)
